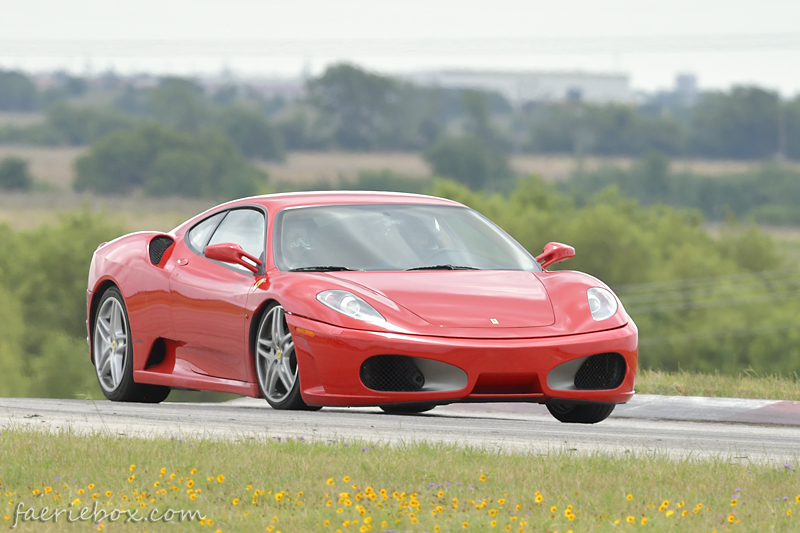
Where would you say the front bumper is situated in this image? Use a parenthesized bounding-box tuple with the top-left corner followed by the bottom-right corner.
(287, 315, 638, 407)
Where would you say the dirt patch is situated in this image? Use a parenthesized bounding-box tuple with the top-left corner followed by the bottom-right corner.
(511, 155, 800, 180)
(0, 112, 45, 127)
(0, 145, 86, 189)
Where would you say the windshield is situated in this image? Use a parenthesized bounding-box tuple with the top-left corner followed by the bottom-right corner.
(273, 204, 539, 272)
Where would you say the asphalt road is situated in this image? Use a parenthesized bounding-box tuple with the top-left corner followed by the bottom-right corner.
(1, 397, 799, 463)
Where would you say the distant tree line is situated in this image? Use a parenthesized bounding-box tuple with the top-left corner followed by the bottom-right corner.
(4, 66, 800, 161)
(0, 70, 86, 112)
(5, 65, 800, 197)
(561, 151, 800, 224)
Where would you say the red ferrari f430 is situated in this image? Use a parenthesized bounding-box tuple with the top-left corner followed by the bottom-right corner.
(87, 191, 637, 423)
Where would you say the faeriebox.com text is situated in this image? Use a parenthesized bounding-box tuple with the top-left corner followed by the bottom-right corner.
(11, 501, 205, 528)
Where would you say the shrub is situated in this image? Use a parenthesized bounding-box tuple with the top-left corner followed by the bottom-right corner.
(0, 157, 33, 190)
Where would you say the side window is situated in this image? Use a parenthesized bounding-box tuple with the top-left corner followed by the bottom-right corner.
(187, 212, 225, 252)
(206, 209, 266, 271)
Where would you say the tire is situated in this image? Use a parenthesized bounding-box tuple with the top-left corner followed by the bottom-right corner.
(380, 402, 437, 414)
(93, 287, 171, 403)
(254, 302, 319, 410)
(546, 402, 615, 424)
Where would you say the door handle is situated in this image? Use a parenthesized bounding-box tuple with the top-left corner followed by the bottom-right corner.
(177, 258, 190, 266)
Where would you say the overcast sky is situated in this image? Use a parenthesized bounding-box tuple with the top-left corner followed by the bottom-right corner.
(3, 0, 800, 94)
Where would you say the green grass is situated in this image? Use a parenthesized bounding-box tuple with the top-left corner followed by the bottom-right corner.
(636, 369, 800, 401)
(1, 429, 798, 532)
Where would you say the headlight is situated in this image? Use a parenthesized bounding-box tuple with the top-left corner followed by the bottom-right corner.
(316, 290, 386, 324)
(587, 287, 618, 321)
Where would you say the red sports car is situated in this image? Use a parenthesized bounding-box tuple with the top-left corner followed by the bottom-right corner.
(87, 191, 637, 423)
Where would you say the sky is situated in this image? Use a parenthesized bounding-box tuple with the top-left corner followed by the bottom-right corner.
(2, 0, 800, 95)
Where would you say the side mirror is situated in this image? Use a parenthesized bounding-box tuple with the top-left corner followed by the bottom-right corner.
(535, 242, 575, 270)
(204, 243, 263, 274)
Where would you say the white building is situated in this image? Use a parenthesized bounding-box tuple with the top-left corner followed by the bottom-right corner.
(404, 70, 631, 106)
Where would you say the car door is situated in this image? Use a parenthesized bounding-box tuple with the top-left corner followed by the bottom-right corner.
(169, 207, 266, 382)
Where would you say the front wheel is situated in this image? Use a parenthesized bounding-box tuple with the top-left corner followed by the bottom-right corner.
(546, 402, 615, 424)
(93, 287, 170, 403)
(255, 303, 319, 410)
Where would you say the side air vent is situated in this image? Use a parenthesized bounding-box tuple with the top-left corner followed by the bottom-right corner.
(574, 352, 626, 390)
(149, 236, 174, 265)
(360, 355, 425, 392)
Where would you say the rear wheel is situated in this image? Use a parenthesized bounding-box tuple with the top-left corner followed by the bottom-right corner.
(380, 402, 437, 414)
(546, 402, 615, 424)
(255, 303, 320, 410)
(93, 287, 170, 403)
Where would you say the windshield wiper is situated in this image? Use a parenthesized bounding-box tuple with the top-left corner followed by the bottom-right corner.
(405, 264, 481, 271)
(290, 266, 362, 272)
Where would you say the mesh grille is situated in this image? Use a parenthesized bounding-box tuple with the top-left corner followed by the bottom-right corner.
(149, 236, 174, 265)
(360, 355, 425, 392)
(574, 352, 626, 390)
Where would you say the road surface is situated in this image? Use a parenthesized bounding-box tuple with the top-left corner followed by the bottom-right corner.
(1, 396, 799, 463)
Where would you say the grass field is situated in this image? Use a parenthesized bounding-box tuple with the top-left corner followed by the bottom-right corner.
(635, 369, 800, 401)
(0, 191, 212, 231)
(1, 429, 798, 532)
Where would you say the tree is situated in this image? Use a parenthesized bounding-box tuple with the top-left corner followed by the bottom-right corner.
(689, 86, 781, 159)
(0, 157, 33, 190)
(0, 285, 27, 396)
(784, 96, 800, 161)
(424, 134, 512, 191)
(28, 333, 103, 399)
(148, 77, 208, 131)
(307, 63, 447, 151)
(46, 103, 137, 145)
(526, 102, 685, 157)
(308, 63, 404, 150)
(217, 106, 285, 161)
(277, 105, 331, 150)
(75, 124, 266, 199)
(74, 128, 155, 193)
(0, 70, 37, 111)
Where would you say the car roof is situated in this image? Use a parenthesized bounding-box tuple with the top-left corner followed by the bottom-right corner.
(216, 190, 464, 212)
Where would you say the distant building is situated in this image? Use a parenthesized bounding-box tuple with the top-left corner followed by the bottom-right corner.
(638, 72, 699, 111)
(674, 73, 698, 101)
(403, 69, 631, 106)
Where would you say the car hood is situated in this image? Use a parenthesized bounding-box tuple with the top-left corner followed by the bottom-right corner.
(328, 270, 555, 328)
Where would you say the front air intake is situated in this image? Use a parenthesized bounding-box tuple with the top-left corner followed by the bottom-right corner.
(360, 355, 425, 392)
(149, 236, 174, 265)
(574, 352, 626, 390)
